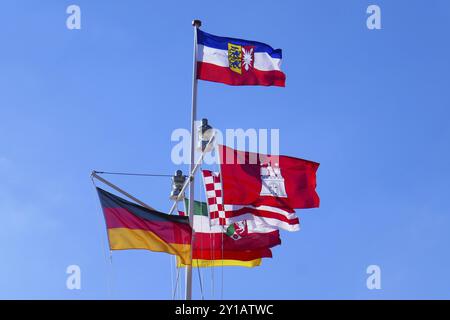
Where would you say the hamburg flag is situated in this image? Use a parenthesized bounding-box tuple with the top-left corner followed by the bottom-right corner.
(196, 30, 286, 87)
(202, 170, 300, 231)
(96, 188, 192, 265)
(218, 145, 320, 210)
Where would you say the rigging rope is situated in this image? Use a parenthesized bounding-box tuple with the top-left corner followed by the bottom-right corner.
(196, 183, 206, 300)
(170, 256, 174, 299)
(172, 265, 181, 300)
(171, 200, 181, 300)
(179, 264, 182, 300)
(221, 226, 225, 300)
(210, 211, 215, 299)
(196, 260, 205, 300)
(91, 176, 114, 298)
(93, 171, 173, 177)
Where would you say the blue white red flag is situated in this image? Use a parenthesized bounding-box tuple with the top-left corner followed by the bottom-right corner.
(196, 30, 286, 87)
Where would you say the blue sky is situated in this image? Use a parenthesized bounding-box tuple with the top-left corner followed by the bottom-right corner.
(1, 0, 450, 299)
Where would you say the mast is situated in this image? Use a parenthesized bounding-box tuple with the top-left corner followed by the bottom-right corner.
(186, 18, 201, 301)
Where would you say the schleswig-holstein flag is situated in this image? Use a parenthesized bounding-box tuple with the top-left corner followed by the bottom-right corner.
(196, 30, 286, 87)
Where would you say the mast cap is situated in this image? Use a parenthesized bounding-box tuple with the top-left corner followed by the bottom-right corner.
(192, 19, 202, 28)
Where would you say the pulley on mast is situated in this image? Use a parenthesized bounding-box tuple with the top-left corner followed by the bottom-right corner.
(170, 170, 187, 200)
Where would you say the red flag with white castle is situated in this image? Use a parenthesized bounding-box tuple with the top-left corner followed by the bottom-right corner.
(218, 145, 320, 210)
(202, 170, 300, 231)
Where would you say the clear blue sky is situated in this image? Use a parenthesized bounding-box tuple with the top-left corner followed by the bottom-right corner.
(1, 0, 449, 299)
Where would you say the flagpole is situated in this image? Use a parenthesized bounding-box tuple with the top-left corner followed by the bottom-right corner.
(186, 18, 201, 301)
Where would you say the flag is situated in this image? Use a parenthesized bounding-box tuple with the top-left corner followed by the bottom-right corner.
(192, 202, 281, 251)
(202, 170, 300, 231)
(196, 30, 286, 87)
(177, 199, 280, 268)
(178, 259, 262, 268)
(178, 248, 271, 268)
(191, 248, 272, 261)
(218, 144, 320, 209)
(96, 188, 192, 265)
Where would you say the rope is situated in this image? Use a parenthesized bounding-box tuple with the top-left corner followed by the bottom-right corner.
(172, 266, 181, 300)
(196, 188, 206, 300)
(221, 226, 224, 300)
(211, 222, 215, 299)
(196, 259, 204, 300)
(170, 256, 174, 299)
(91, 176, 114, 298)
(179, 267, 183, 300)
(93, 171, 173, 177)
(171, 201, 181, 299)
(210, 182, 216, 299)
(216, 158, 225, 300)
(108, 251, 115, 298)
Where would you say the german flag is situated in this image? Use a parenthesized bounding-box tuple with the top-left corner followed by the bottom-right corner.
(96, 188, 192, 265)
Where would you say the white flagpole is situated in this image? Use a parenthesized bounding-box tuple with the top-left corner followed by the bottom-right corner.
(186, 18, 201, 301)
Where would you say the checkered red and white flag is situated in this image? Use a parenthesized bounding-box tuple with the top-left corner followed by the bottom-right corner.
(202, 170, 300, 231)
(202, 170, 227, 226)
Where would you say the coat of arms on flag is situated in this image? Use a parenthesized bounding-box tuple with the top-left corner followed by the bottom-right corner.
(226, 221, 248, 240)
(260, 160, 288, 198)
(228, 43, 254, 74)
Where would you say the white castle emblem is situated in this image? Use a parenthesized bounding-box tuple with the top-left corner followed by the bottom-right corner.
(259, 161, 287, 198)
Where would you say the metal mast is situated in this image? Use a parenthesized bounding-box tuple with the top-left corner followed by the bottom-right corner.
(186, 18, 202, 301)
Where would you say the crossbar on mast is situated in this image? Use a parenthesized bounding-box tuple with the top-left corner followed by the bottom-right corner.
(91, 171, 157, 211)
